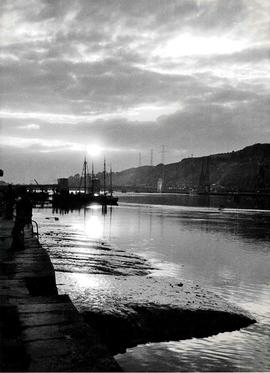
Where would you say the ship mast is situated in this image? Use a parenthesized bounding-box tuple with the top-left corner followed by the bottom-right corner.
(103, 157, 106, 195)
(91, 161, 94, 194)
(110, 164, 113, 196)
(79, 156, 87, 193)
(83, 157, 87, 194)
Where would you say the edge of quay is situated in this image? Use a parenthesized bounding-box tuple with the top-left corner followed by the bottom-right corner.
(0, 217, 121, 372)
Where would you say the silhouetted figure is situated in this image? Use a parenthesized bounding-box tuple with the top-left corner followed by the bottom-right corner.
(4, 184, 15, 220)
(11, 188, 32, 250)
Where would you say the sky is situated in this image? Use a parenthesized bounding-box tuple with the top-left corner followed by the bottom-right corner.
(0, 0, 270, 183)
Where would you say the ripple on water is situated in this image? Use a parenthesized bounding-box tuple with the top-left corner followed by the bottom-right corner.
(116, 320, 270, 372)
(34, 207, 269, 372)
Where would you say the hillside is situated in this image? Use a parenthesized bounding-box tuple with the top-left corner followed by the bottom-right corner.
(110, 143, 270, 192)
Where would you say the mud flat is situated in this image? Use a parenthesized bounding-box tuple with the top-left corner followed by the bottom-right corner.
(59, 273, 255, 355)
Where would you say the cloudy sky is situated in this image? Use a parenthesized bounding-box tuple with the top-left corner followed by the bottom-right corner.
(1, 0, 269, 183)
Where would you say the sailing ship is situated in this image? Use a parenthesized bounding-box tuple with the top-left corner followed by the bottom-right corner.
(52, 157, 118, 208)
(93, 159, 118, 205)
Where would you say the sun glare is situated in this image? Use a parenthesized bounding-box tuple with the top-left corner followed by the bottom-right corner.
(154, 34, 247, 58)
(84, 216, 104, 239)
(87, 144, 103, 157)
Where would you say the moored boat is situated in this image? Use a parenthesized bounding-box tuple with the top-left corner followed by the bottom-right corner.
(52, 157, 118, 208)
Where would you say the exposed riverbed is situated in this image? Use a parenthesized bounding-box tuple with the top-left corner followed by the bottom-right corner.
(33, 194, 270, 371)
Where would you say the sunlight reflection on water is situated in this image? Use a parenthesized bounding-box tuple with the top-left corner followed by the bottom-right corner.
(34, 199, 270, 372)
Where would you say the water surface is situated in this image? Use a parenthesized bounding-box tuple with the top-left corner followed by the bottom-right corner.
(33, 195, 270, 371)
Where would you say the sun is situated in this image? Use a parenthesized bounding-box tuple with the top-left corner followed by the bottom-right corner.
(87, 144, 103, 157)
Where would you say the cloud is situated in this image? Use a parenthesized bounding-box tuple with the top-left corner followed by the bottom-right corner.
(0, 0, 269, 182)
(0, 135, 82, 152)
(18, 123, 40, 130)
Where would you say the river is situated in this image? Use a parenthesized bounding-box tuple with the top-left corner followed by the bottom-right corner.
(33, 193, 270, 371)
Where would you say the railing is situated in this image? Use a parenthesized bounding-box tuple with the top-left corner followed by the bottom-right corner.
(31, 219, 39, 238)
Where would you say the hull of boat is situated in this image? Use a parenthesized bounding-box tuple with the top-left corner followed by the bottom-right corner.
(52, 192, 118, 207)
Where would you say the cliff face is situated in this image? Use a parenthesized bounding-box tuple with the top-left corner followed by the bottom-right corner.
(111, 144, 270, 192)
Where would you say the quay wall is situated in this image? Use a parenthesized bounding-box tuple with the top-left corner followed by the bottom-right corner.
(0, 218, 121, 372)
